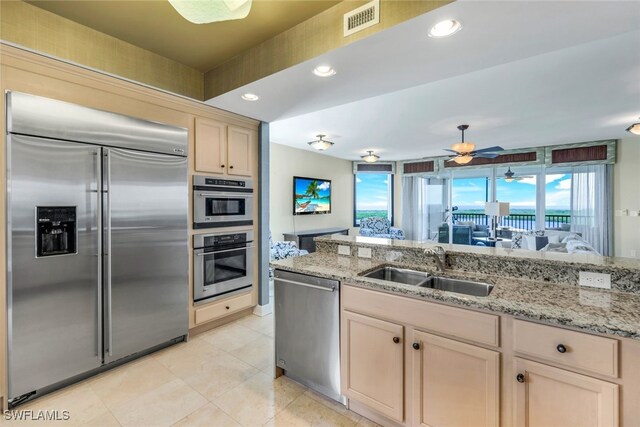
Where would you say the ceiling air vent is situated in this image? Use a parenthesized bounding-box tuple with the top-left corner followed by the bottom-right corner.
(344, 0, 380, 37)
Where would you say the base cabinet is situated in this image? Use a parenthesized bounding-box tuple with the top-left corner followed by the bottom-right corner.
(513, 358, 618, 427)
(412, 331, 500, 427)
(342, 310, 405, 422)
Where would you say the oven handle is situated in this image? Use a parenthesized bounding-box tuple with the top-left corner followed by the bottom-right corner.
(194, 245, 255, 256)
(196, 192, 253, 198)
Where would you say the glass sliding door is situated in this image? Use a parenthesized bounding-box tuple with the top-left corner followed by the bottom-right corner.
(401, 175, 448, 242)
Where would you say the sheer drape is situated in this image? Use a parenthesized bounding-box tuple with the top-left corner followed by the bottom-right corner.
(570, 164, 613, 255)
(402, 176, 448, 241)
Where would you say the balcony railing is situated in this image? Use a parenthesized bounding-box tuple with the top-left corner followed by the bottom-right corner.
(452, 212, 571, 230)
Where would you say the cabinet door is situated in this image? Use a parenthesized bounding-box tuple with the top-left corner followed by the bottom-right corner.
(342, 310, 404, 422)
(412, 331, 500, 427)
(227, 126, 253, 176)
(195, 117, 226, 174)
(513, 358, 618, 427)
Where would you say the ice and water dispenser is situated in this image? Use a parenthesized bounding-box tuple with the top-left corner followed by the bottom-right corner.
(36, 206, 77, 257)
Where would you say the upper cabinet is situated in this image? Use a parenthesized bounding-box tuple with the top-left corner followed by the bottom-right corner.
(195, 117, 255, 177)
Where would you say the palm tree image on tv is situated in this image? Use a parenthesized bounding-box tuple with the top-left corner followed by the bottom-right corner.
(294, 177, 331, 214)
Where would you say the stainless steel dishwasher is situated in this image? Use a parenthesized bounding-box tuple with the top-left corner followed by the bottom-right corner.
(274, 269, 343, 402)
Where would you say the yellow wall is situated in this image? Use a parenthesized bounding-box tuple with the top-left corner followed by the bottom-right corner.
(0, 0, 204, 99)
(613, 138, 640, 258)
(270, 143, 355, 241)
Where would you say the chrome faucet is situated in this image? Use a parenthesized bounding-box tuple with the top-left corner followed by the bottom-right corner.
(424, 246, 446, 272)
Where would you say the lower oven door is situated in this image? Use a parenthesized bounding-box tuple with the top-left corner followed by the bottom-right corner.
(194, 245, 253, 303)
(193, 191, 254, 228)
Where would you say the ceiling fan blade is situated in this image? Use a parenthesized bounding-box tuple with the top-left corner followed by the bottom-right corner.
(474, 153, 500, 158)
(473, 146, 504, 154)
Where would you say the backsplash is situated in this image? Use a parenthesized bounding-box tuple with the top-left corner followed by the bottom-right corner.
(315, 236, 640, 294)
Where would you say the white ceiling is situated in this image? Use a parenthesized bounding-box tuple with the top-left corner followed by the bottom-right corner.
(207, 1, 640, 161)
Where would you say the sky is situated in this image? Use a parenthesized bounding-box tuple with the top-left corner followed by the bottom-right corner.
(452, 174, 571, 211)
(294, 177, 330, 199)
(356, 173, 390, 211)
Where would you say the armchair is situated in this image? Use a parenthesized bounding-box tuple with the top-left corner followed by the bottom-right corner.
(359, 217, 405, 240)
(269, 232, 308, 277)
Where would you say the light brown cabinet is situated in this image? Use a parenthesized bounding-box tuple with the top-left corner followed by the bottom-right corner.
(194, 118, 254, 177)
(342, 310, 405, 422)
(513, 358, 618, 427)
(411, 331, 500, 427)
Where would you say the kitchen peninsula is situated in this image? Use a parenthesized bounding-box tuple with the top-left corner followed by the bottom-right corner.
(272, 235, 640, 427)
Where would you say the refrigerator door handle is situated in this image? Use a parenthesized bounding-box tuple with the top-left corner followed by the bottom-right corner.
(96, 149, 103, 361)
(103, 149, 113, 357)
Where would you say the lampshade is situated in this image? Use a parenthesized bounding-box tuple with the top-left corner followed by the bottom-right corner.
(452, 154, 473, 164)
(451, 142, 475, 153)
(168, 0, 252, 24)
(361, 151, 380, 163)
(485, 202, 510, 216)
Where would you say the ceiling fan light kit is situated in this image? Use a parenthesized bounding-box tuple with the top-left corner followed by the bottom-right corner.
(504, 167, 515, 183)
(307, 134, 334, 151)
(626, 119, 640, 135)
(361, 150, 380, 163)
(445, 124, 504, 164)
(168, 0, 252, 24)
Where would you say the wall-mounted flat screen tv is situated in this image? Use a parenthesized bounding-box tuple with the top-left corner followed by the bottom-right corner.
(293, 176, 331, 215)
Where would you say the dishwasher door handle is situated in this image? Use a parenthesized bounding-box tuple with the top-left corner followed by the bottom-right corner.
(275, 277, 336, 292)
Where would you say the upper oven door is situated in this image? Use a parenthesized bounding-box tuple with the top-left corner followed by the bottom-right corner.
(194, 190, 254, 225)
(193, 244, 254, 302)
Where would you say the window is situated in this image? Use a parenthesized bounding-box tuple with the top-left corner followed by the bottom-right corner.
(354, 173, 394, 226)
(545, 173, 571, 230)
(495, 168, 538, 230)
(451, 176, 490, 227)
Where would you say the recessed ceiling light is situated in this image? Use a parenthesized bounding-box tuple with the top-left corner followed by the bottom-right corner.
(428, 19, 462, 38)
(241, 93, 259, 101)
(313, 65, 336, 77)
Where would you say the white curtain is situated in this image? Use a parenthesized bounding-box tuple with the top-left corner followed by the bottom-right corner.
(402, 176, 448, 241)
(570, 164, 613, 256)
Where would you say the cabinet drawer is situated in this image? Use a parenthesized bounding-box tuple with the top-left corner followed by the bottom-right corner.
(343, 284, 499, 347)
(194, 291, 253, 325)
(513, 320, 618, 377)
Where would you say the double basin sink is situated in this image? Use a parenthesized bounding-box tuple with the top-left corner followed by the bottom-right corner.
(361, 266, 494, 297)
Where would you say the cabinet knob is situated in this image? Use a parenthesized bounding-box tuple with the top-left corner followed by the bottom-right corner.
(556, 344, 567, 353)
(393, 337, 400, 344)
(225, 306, 230, 310)
(229, 165, 234, 169)
(221, 164, 225, 168)
(516, 373, 525, 383)
(412, 342, 420, 350)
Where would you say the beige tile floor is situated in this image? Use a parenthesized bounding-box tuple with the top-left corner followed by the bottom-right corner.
(1, 313, 379, 427)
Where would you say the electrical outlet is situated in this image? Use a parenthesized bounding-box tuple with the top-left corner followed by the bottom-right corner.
(579, 271, 611, 290)
(358, 247, 372, 258)
(631, 210, 640, 217)
(615, 209, 629, 217)
(630, 250, 637, 258)
(338, 245, 351, 256)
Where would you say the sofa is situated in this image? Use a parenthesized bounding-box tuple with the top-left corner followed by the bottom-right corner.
(359, 217, 405, 240)
(498, 230, 599, 255)
(438, 222, 489, 245)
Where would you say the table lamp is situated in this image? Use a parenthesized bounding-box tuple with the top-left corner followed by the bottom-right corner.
(485, 202, 510, 240)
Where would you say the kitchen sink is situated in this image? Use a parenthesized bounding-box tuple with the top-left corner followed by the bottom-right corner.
(418, 276, 494, 297)
(361, 266, 431, 286)
(361, 266, 494, 297)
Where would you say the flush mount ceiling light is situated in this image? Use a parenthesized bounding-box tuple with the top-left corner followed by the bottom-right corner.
(627, 117, 640, 135)
(361, 150, 380, 163)
(428, 19, 462, 38)
(168, 0, 252, 24)
(241, 93, 259, 101)
(313, 65, 336, 77)
(307, 134, 334, 151)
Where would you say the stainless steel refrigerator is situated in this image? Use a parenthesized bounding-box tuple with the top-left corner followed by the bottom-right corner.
(6, 92, 189, 404)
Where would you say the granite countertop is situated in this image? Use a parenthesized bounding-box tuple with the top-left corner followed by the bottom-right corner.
(271, 252, 640, 340)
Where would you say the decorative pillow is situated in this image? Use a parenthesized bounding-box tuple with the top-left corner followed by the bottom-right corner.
(512, 233, 523, 249)
(547, 235, 561, 244)
(458, 221, 476, 229)
(561, 233, 583, 244)
(525, 235, 549, 251)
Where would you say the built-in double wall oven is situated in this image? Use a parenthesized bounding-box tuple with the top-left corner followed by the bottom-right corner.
(193, 175, 253, 229)
(193, 230, 254, 304)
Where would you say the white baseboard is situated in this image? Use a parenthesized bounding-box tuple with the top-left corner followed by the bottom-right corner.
(253, 302, 273, 316)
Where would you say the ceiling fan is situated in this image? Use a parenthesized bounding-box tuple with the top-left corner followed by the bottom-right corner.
(444, 125, 504, 164)
(498, 167, 535, 183)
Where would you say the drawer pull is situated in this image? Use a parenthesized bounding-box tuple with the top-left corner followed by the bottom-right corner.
(516, 373, 525, 383)
(556, 344, 567, 353)
(393, 337, 400, 344)
(412, 342, 420, 350)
